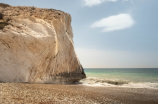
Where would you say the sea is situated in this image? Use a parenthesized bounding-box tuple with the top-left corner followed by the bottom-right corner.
(80, 68, 158, 89)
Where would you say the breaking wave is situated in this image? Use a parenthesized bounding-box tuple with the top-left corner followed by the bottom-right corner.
(79, 77, 158, 89)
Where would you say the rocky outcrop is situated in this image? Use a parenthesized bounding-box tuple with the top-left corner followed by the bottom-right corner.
(0, 3, 86, 84)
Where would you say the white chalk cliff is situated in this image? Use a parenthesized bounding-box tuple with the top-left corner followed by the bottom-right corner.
(0, 3, 86, 84)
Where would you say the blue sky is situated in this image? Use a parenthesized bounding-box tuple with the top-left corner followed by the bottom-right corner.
(1, 0, 158, 68)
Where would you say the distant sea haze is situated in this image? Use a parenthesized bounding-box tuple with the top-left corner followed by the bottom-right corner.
(80, 68, 158, 89)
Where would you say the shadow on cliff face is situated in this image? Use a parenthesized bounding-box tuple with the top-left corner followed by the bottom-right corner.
(0, 80, 4, 83)
(0, 4, 11, 29)
(57, 69, 86, 83)
(43, 66, 86, 84)
(0, 12, 9, 29)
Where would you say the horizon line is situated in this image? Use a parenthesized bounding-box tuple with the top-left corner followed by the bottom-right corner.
(82, 67, 156, 69)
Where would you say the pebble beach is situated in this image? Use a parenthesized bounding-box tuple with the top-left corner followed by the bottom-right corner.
(0, 83, 158, 104)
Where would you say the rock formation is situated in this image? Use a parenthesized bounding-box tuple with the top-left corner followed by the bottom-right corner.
(0, 3, 86, 84)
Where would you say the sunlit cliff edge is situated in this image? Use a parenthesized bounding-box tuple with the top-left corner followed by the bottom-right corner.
(0, 3, 86, 84)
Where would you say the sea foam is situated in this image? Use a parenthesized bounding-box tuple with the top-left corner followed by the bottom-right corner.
(80, 77, 158, 89)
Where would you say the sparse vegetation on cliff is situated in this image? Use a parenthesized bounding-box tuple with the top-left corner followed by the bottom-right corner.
(0, 3, 64, 20)
(0, 3, 10, 8)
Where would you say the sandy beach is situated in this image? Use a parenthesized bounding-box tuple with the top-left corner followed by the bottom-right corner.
(0, 83, 158, 104)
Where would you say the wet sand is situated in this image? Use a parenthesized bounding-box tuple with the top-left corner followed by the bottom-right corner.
(0, 83, 158, 104)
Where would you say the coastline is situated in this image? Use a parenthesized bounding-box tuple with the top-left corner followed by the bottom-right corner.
(0, 83, 158, 104)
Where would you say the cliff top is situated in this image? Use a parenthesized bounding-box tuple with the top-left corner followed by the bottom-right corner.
(0, 3, 69, 30)
(0, 3, 66, 21)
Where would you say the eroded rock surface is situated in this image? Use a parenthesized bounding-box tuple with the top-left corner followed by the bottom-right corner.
(0, 3, 86, 84)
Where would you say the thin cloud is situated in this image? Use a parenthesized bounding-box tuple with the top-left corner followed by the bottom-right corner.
(83, 0, 118, 7)
(91, 14, 135, 32)
(122, 0, 134, 3)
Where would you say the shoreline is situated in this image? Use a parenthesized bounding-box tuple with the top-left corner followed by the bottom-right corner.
(0, 83, 158, 104)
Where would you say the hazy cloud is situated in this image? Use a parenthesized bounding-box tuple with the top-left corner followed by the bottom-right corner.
(91, 14, 135, 32)
(83, 0, 117, 7)
(75, 48, 158, 68)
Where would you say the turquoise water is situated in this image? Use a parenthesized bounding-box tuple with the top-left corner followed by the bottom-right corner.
(80, 68, 158, 89)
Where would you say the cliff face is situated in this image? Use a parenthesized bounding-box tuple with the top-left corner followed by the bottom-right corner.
(0, 3, 86, 84)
